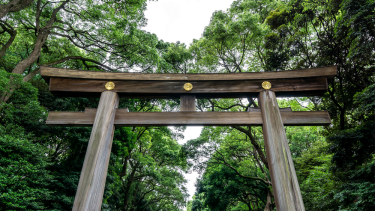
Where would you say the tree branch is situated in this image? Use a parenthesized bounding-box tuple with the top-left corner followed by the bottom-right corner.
(0, 0, 35, 19)
(232, 126, 269, 169)
(0, 21, 16, 58)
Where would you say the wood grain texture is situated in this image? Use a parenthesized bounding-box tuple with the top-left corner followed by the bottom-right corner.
(259, 90, 305, 211)
(181, 95, 196, 111)
(248, 107, 292, 112)
(48, 77, 328, 98)
(41, 65, 337, 81)
(72, 91, 119, 211)
(46, 109, 331, 127)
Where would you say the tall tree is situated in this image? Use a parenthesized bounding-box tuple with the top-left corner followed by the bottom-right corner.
(265, 0, 375, 130)
(1, 0, 159, 102)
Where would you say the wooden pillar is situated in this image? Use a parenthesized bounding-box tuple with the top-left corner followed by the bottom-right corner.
(180, 95, 196, 111)
(72, 91, 119, 211)
(259, 90, 305, 211)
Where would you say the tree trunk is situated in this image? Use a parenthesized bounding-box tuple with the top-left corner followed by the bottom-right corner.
(232, 126, 269, 169)
(2, 1, 68, 103)
(23, 67, 40, 82)
(340, 108, 346, 130)
(0, 22, 17, 58)
(11, 28, 49, 74)
(123, 167, 137, 211)
(0, 76, 20, 103)
(12, 0, 69, 74)
(263, 191, 272, 211)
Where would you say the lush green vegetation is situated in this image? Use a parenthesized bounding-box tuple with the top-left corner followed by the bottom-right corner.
(1, 0, 374, 210)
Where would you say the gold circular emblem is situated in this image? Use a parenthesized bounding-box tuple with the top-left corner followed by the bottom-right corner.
(105, 82, 115, 90)
(262, 81, 272, 90)
(183, 83, 193, 91)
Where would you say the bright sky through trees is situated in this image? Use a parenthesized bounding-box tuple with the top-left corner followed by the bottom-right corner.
(143, 0, 234, 46)
(178, 126, 203, 200)
(144, 0, 234, 200)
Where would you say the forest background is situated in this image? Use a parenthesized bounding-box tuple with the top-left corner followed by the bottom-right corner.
(0, 0, 374, 210)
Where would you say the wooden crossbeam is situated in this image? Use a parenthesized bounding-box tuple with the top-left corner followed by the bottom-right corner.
(46, 109, 331, 127)
(41, 66, 336, 98)
(47, 77, 328, 98)
(41, 66, 337, 81)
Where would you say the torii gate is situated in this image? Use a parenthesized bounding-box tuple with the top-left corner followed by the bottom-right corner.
(41, 65, 336, 211)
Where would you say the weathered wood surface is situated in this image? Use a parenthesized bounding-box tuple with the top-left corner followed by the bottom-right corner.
(248, 107, 292, 112)
(259, 90, 305, 211)
(41, 65, 337, 81)
(48, 77, 328, 98)
(72, 91, 119, 211)
(46, 109, 331, 127)
(181, 95, 196, 111)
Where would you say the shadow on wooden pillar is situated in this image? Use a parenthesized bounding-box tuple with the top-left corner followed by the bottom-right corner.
(72, 91, 119, 211)
(180, 95, 196, 111)
(259, 90, 305, 211)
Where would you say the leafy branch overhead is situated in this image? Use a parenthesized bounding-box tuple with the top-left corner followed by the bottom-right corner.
(1, 0, 159, 102)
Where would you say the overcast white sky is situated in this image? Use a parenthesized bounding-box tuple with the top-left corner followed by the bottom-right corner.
(143, 0, 234, 47)
(143, 0, 234, 201)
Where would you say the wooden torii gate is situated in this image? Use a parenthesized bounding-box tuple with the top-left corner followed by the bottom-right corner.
(41, 65, 336, 211)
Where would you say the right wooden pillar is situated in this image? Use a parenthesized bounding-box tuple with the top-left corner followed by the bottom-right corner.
(259, 90, 305, 211)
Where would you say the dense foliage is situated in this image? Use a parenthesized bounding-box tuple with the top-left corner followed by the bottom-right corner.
(0, 0, 188, 210)
(1, 0, 374, 210)
(186, 0, 375, 210)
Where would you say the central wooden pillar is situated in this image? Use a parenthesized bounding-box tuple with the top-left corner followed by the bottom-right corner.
(73, 91, 119, 211)
(180, 95, 196, 111)
(259, 90, 305, 211)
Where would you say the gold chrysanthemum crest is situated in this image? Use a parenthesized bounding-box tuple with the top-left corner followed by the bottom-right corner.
(105, 82, 115, 90)
(183, 83, 193, 91)
(262, 81, 271, 90)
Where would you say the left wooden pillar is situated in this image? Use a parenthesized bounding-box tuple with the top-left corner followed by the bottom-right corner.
(73, 91, 119, 211)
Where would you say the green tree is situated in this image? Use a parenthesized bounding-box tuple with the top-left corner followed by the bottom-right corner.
(263, 1, 375, 208)
(264, 0, 375, 130)
(104, 126, 188, 211)
(0, 132, 52, 210)
(196, 165, 269, 211)
(0, 71, 52, 209)
(184, 123, 273, 210)
(190, 0, 279, 74)
(326, 84, 375, 210)
(294, 141, 339, 210)
(0, 0, 159, 102)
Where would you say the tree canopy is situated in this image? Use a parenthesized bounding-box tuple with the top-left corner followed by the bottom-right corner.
(1, 0, 374, 210)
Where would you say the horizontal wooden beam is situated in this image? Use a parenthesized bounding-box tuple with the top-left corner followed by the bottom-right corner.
(40, 66, 337, 81)
(41, 66, 336, 81)
(46, 109, 331, 127)
(48, 77, 328, 98)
